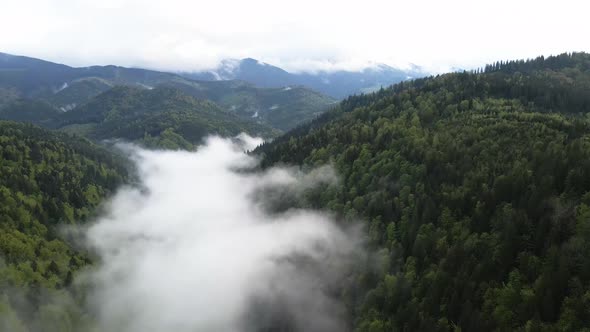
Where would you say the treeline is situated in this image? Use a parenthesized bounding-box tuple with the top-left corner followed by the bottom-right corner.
(257, 52, 590, 331)
(0, 121, 128, 331)
(481, 52, 590, 74)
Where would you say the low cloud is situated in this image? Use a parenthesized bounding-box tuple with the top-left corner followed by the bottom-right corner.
(82, 135, 360, 332)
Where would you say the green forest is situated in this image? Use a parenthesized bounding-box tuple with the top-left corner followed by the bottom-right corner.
(1, 52, 590, 331)
(0, 121, 127, 331)
(257, 52, 590, 331)
(57, 86, 279, 149)
(0, 86, 279, 149)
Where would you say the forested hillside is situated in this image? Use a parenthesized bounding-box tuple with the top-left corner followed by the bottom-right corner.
(159, 79, 335, 130)
(0, 121, 128, 331)
(0, 99, 62, 128)
(3, 52, 590, 331)
(0, 53, 335, 131)
(257, 52, 590, 331)
(0, 86, 279, 149)
(59, 86, 278, 148)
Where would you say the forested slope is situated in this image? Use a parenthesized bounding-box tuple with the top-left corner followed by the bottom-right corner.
(58, 86, 279, 149)
(160, 79, 335, 130)
(0, 121, 128, 331)
(257, 52, 590, 331)
(0, 52, 336, 131)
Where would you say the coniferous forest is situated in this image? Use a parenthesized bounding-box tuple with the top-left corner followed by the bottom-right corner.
(1, 52, 590, 331)
(258, 52, 590, 331)
(0, 121, 128, 331)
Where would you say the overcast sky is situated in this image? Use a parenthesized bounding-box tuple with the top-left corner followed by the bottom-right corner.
(1, 0, 588, 73)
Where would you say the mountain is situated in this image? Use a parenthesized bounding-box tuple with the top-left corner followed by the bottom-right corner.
(257, 52, 590, 331)
(57, 86, 279, 149)
(186, 58, 293, 86)
(0, 121, 128, 331)
(0, 85, 281, 149)
(0, 52, 335, 130)
(0, 52, 176, 100)
(2, 52, 590, 331)
(181, 58, 426, 99)
(0, 98, 62, 128)
(44, 77, 115, 111)
(158, 79, 336, 131)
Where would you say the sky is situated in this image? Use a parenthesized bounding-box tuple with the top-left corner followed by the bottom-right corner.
(1, 0, 589, 73)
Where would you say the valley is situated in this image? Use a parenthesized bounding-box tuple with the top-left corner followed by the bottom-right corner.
(1, 48, 590, 331)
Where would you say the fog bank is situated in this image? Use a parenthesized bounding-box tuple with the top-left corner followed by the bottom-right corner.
(83, 135, 359, 332)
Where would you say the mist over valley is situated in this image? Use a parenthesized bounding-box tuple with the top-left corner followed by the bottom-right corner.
(1, 1, 590, 331)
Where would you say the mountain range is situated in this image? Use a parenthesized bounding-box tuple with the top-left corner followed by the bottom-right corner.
(0, 52, 336, 132)
(181, 58, 425, 99)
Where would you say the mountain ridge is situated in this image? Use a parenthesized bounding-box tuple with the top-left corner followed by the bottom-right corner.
(0, 52, 336, 131)
(181, 57, 427, 99)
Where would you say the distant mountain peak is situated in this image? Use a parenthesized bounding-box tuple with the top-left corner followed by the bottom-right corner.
(181, 57, 427, 99)
(241, 57, 261, 64)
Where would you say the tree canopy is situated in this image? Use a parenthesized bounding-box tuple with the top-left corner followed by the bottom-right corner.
(0, 121, 128, 331)
(258, 52, 590, 331)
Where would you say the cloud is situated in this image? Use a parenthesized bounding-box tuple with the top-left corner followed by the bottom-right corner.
(0, 0, 588, 73)
(81, 135, 361, 332)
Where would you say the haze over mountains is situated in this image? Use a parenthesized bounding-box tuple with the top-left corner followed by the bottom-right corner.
(0, 51, 424, 135)
(0, 52, 424, 104)
(182, 58, 425, 99)
(0, 52, 345, 135)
